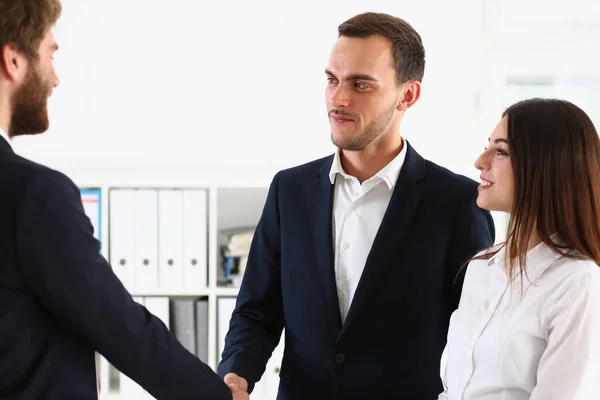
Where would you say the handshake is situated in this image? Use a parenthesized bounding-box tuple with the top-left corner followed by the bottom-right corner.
(225, 372, 250, 400)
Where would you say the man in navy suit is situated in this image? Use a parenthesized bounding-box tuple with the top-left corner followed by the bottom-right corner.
(218, 12, 495, 399)
(0, 1, 245, 399)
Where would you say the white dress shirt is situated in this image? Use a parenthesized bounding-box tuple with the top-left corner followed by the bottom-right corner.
(439, 239, 600, 400)
(329, 139, 407, 322)
(0, 128, 11, 148)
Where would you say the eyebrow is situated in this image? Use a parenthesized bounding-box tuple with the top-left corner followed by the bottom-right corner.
(325, 69, 379, 82)
(488, 138, 509, 144)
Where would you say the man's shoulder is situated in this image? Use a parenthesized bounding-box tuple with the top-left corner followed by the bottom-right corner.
(275, 154, 334, 182)
(421, 158, 480, 196)
(1, 153, 76, 196)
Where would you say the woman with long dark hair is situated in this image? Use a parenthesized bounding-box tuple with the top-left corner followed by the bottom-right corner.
(439, 98, 600, 399)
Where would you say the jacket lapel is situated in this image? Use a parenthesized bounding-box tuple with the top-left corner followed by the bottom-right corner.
(0, 136, 13, 155)
(341, 143, 425, 332)
(310, 156, 342, 328)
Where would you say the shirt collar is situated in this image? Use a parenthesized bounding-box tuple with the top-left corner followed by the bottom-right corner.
(487, 234, 567, 281)
(328, 137, 408, 190)
(328, 149, 348, 183)
(0, 128, 11, 149)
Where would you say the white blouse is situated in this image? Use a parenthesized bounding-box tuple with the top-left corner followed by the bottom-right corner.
(439, 240, 600, 400)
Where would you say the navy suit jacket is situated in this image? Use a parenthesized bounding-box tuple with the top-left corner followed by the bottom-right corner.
(218, 142, 495, 399)
(0, 137, 231, 400)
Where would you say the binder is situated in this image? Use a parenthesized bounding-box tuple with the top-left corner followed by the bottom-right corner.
(158, 189, 184, 292)
(245, 332, 285, 399)
(263, 334, 285, 398)
(118, 297, 170, 399)
(80, 188, 101, 246)
(170, 298, 196, 355)
(144, 296, 170, 328)
(109, 189, 136, 291)
(80, 188, 105, 395)
(133, 190, 159, 293)
(217, 297, 237, 364)
(195, 298, 209, 363)
(182, 189, 208, 291)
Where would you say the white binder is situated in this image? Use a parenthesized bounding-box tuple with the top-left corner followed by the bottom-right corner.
(216, 296, 284, 400)
(157, 189, 183, 292)
(128, 296, 171, 400)
(144, 296, 170, 328)
(133, 190, 159, 294)
(263, 335, 285, 399)
(182, 189, 208, 291)
(217, 297, 237, 364)
(109, 189, 136, 292)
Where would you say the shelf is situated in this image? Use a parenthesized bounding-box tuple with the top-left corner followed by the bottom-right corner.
(127, 288, 241, 297)
(128, 290, 211, 297)
(83, 184, 269, 398)
(215, 287, 240, 297)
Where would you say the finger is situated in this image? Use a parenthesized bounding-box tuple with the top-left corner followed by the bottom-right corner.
(228, 383, 247, 394)
(230, 384, 250, 400)
(224, 372, 239, 385)
(238, 376, 248, 391)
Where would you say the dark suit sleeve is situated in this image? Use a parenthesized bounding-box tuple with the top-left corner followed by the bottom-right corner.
(15, 171, 231, 400)
(217, 173, 284, 392)
(446, 184, 495, 309)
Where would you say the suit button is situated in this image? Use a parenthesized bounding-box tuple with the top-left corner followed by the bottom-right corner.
(334, 353, 345, 364)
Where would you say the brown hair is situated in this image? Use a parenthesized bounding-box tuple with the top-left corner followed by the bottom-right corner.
(0, 0, 62, 60)
(338, 12, 425, 85)
(474, 98, 600, 285)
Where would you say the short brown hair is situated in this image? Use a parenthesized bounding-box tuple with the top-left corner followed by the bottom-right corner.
(338, 12, 425, 84)
(0, 0, 62, 60)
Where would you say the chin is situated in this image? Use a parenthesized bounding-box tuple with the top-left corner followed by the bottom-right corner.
(331, 132, 354, 146)
(476, 198, 510, 213)
(331, 126, 357, 138)
(476, 195, 492, 211)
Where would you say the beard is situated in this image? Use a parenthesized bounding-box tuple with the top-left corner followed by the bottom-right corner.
(9, 65, 52, 137)
(330, 100, 397, 151)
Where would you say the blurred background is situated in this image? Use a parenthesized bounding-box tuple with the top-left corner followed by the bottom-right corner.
(13, 0, 600, 398)
(14, 0, 600, 239)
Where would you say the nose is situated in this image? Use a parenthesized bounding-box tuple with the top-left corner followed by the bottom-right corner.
(53, 71, 60, 88)
(329, 85, 350, 108)
(474, 149, 489, 171)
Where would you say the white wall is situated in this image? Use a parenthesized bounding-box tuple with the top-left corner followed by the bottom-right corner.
(11, 0, 485, 181)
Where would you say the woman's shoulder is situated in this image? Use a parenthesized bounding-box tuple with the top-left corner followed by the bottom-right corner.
(460, 245, 505, 291)
(467, 244, 504, 268)
(550, 255, 600, 286)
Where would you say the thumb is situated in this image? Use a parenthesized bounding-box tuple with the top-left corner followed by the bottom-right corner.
(224, 372, 248, 391)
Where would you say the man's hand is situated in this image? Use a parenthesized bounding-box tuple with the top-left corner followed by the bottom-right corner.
(228, 382, 249, 400)
(224, 373, 248, 392)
